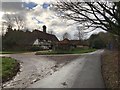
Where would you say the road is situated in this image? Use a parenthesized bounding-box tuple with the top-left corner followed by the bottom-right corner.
(2, 50, 105, 88)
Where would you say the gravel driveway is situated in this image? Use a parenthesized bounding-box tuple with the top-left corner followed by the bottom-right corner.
(2, 52, 80, 88)
(2, 50, 105, 88)
(29, 50, 105, 88)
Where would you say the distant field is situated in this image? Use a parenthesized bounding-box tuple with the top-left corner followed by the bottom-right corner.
(0, 57, 20, 83)
(35, 48, 96, 55)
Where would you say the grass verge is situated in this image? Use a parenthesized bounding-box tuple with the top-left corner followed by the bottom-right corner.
(101, 50, 119, 89)
(0, 51, 33, 54)
(0, 57, 20, 83)
(35, 48, 96, 55)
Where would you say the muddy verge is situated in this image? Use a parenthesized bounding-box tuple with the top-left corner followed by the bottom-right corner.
(101, 50, 119, 89)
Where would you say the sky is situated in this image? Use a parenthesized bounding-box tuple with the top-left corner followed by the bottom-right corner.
(0, 0, 105, 40)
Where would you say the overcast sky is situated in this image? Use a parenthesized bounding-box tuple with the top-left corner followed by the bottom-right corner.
(0, 0, 105, 40)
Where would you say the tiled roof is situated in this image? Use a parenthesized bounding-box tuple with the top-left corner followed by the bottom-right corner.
(57, 39, 81, 45)
(17, 30, 59, 46)
(57, 38, 70, 45)
(33, 30, 59, 42)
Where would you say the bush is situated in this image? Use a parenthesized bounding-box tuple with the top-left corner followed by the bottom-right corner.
(91, 39, 106, 49)
(29, 46, 42, 51)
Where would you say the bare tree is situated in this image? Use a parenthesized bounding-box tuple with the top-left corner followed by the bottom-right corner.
(14, 15, 25, 30)
(53, 1, 120, 36)
(2, 22, 6, 35)
(5, 14, 25, 30)
(74, 24, 86, 40)
(53, 1, 120, 85)
(63, 32, 71, 40)
(6, 14, 13, 27)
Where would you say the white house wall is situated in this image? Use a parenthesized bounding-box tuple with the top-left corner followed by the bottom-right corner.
(33, 39, 39, 45)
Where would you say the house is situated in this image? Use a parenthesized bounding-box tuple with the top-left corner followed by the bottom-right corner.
(55, 38, 88, 50)
(13, 25, 58, 50)
(2, 25, 59, 51)
(56, 38, 71, 50)
(30, 25, 59, 50)
(69, 40, 81, 48)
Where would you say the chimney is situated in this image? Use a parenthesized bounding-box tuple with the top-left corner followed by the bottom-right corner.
(43, 25, 46, 33)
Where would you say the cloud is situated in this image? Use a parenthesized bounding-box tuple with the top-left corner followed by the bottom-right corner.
(29, 0, 55, 4)
(2, 0, 22, 2)
(1, 1, 79, 39)
(32, 17, 44, 24)
(1, 0, 104, 40)
(2, 2, 25, 12)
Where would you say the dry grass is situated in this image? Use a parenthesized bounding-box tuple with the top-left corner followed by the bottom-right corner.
(101, 50, 119, 89)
